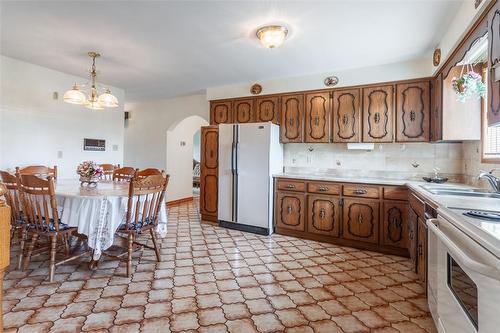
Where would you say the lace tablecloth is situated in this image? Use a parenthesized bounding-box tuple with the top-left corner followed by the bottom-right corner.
(55, 180, 168, 260)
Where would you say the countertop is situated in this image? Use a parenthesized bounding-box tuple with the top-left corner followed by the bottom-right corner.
(274, 172, 500, 258)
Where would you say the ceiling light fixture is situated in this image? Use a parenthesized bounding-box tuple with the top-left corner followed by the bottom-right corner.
(256, 25, 288, 49)
(63, 52, 118, 110)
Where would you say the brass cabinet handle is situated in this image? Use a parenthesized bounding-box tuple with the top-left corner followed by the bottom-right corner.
(318, 186, 329, 192)
(357, 214, 363, 224)
(353, 189, 367, 195)
(342, 114, 348, 125)
(210, 150, 214, 158)
(410, 110, 416, 121)
(289, 118, 294, 126)
(319, 208, 325, 219)
(287, 205, 292, 214)
(286, 184, 296, 189)
(418, 244, 423, 256)
(314, 116, 320, 126)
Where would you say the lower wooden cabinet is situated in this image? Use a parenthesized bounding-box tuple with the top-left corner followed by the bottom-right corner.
(417, 218, 428, 284)
(307, 195, 340, 237)
(200, 126, 219, 222)
(408, 207, 418, 269)
(382, 201, 408, 249)
(275, 191, 306, 232)
(342, 198, 379, 244)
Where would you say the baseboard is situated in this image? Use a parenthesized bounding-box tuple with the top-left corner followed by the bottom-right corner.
(219, 220, 270, 236)
(166, 196, 193, 207)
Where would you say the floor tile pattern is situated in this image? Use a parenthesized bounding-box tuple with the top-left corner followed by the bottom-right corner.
(2, 200, 437, 332)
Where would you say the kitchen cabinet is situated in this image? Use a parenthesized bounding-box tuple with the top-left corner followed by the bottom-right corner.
(488, 3, 500, 126)
(210, 101, 233, 125)
(362, 85, 394, 142)
(233, 99, 255, 123)
(430, 74, 443, 142)
(396, 81, 430, 142)
(280, 94, 304, 143)
(417, 218, 427, 284)
(275, 191, 306, 232)
(332, 89, 361, 143)
(200, 126, 219, 222)
(305, 91, 331, 143)
(256, 96, 280, 124)
(342, 198, 379, 244)
(307, 195, 340, 237)
(409, 192, 427, 283)
(408, 208, 418, 269)
(382, 201, 408, 249)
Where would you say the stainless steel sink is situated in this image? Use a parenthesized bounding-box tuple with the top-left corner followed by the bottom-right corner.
(420, 185, 500, 199)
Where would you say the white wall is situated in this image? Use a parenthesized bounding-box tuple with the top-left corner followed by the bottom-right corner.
(206, 58, 430, 100)
(0, 56, 125, 179)
(166, 116, 208, 202)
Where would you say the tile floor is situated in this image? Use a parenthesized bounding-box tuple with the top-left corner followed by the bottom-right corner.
(2, 200, 437, 333)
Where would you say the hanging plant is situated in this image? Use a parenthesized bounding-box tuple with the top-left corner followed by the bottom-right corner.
(451, 64, 486, 103)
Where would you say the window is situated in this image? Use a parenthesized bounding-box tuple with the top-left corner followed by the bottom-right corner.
(482, 68, 500, 162)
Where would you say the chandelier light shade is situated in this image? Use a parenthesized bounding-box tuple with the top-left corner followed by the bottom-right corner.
(63, 52, 119, 110)
(256, 25, 288, 49)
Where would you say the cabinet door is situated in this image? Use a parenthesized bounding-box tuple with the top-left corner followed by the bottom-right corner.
(305, 92, 331, 143)
(430, 75, 443, 141)
(281, 94, 304, 143)
(200, 126, 219, 221)
(408, 208, 418, 271)
(382, 202, 408, 249)
(417, 218, 427, 283)
(256, 96, 279, 124)
(307, 195, 340, 237)
(396, 81, 430, 142)
(275, 192, 305, 231)
(210, 101, 233, 125)
(362, 85, 394, 142)
(488, 4, 500, 126)
(332, 89, 361, 143)
(342, 199, 379, 244)
(234, 99, 255, 123)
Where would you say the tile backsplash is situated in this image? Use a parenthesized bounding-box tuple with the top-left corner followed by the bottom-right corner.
(283, 142, 464, 182)
(462, 141, 500, 187)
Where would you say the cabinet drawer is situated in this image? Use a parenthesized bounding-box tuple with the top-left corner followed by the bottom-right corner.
(307, 182, 341, 195)
(383, 187, 408, 201)
(277, 179, 306, 192)
(409, 192, 425, 217)
(343, 184, 380, 198)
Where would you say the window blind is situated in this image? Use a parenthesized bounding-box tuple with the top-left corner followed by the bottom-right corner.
(485, 125, 500, 156)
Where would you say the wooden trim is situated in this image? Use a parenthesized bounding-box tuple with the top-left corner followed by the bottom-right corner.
(481, 66, 500, 163)
(166, 196, 193, 207)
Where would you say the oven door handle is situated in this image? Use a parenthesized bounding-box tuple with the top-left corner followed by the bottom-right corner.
(427, 219, 500, 280)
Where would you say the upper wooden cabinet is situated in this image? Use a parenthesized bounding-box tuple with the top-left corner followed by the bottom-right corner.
(430, 75, 443, 142)
(233, 99, 255, 123)
(305, 91, 331, 143)
(362, 85, 394, 143)
(332, 89, 361, 143)
(342, 198, 379, 244)
(488, 4, 500, 126)
(210, 101, 233, 125)
(307, 195, 340, 237)
(395, 81, 430, 142)
(280, 94, 304, 143)
(256, 96, 280, 124)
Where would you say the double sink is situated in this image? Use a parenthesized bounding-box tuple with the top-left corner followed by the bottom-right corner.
(421, 185, 500, 199)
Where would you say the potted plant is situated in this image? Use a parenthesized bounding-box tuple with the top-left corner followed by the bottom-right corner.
(451, 70, 486, 102)
(77, 161, 103, 187)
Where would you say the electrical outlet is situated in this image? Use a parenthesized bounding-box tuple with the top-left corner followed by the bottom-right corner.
(57, 151, 63, 159)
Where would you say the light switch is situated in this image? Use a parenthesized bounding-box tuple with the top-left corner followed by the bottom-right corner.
(57, 151, 63, 159)
(112, 145, 119, 151)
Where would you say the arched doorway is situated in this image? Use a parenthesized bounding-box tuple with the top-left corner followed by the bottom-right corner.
(165, 115, 208, 204)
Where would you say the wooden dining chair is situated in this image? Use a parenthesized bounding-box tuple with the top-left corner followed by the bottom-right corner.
(112, 167, 137, 182)
(0, 171, 26, 269)
(99, 164, 118, 181)
(17, 174, 90, 282)
(107, 174, 168, 277)
(16, 165, 58, 179)
(136, 168, 164, 179)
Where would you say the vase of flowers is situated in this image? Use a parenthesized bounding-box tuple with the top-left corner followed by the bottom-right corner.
(451, 70, 486, 103)
(77, 161, 103, 187)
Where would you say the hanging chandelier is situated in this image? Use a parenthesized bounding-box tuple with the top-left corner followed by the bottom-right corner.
(63, 52, 118, 110)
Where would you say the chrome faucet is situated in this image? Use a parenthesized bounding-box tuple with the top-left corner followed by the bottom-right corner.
(478, 169, 500, 193)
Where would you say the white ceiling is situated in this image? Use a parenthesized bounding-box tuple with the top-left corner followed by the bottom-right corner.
(1, 0, 462, 102)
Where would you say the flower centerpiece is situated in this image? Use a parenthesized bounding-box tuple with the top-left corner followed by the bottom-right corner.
(77, 161, 103, 187)
(451, 70, 486, 103)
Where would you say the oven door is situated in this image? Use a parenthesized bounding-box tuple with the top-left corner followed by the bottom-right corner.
(428, 217, 500, 333)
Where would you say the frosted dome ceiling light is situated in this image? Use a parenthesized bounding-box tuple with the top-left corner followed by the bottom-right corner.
(256, 25, 288, 49)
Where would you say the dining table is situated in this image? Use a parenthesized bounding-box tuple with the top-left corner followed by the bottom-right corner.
(55, 179, 168, 260)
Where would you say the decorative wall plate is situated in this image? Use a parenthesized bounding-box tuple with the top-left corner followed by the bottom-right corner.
(324, 76, 339, 87)
(250, 84, 262, 95)
(433, 48, 441, 67)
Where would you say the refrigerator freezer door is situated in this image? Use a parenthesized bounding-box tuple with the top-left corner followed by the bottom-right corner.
(237, 123, 271, 229)
(218, 124, 236, 223)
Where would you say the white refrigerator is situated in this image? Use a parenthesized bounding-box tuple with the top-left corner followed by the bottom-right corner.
(218, 123, 283, 235)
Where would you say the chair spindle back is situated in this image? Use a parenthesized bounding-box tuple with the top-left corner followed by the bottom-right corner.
(0, 171, 23, 224)
(16, 165, 57, 179)
(113, 167, 137, 182)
